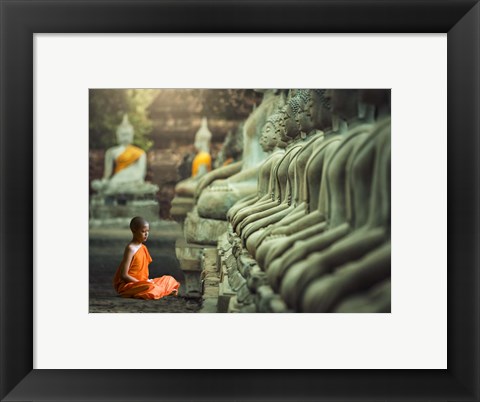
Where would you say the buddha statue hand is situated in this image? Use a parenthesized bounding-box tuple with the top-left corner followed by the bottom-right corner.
(231, 237, 243, 258)
(91, 178, 108, 191)
(207, 184, 233, 192)
(246, 266, 268, 292)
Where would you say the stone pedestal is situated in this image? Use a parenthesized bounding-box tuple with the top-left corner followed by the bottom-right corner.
(175, 238, 203, 298)
(199, 248, 220, 313)
(170, 196, 195, 222)
(184, 208, 229, 245)
(90, 193, 159, 222)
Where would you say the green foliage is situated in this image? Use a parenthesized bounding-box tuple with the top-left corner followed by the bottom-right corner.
(89, 89, 159, 150)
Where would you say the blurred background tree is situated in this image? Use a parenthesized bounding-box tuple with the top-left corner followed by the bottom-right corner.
(90, 89, 263, 150)
(89, 89, 159, 150)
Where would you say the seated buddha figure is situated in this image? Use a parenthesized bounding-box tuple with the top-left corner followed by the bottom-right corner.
(230, 91, 309, 236)
(243, 89, 336, 258)
(252, 89, 379, 311)
(267, 90, 391, 312)
(260, 89, 377, 273)
(91, 114, 157, 195)
(236, 89, 342, 298)
(174, 117, 213, 197)
(286, 118, 391, 312)
(194, 89, 285, 221)
(226, 111, 288, 223)
(252, 89, 344, 269)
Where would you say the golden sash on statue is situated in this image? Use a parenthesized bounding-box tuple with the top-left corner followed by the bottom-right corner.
(191, 151, 212, 177)
(114, 144, 144, 174)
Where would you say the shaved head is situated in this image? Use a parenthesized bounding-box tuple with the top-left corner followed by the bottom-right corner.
(130, 216, 148, 232)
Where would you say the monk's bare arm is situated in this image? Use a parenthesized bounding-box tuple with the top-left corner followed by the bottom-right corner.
(120, 245, 138, 283)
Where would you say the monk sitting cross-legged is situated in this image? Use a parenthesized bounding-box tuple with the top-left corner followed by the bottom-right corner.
(113, 216, 180, 299)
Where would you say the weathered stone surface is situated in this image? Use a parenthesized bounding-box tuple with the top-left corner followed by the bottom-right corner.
(184, 208, 228, 245)
(90, 201, 159, 221)
(170, 196, 195, 222)
(202, 248, 218, 273)
(256, 285, 276, 313)
(225, 252, 237, 272)
(175, 238, 203, 259)
(227, 296, 256, 313)
(218, 277, 236, 313)
(181, 271, 202, 298)
(229, 271, 246, 292)
(237, 282, 254, 304)
(237, 253, 256, 277)
(199, 297, 218, 313)
(246, 266, 268, 292)
(175, 238, 204, 272)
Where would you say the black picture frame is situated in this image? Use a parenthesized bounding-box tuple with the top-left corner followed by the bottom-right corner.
(1, 0, 479, 401)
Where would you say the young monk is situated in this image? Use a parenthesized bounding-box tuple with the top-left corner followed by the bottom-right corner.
(113, 216, 180, 299)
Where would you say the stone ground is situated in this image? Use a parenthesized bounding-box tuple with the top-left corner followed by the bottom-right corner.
(89, 221, 202, 313)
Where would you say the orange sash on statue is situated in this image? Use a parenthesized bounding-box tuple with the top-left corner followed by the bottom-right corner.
(114, 145, 145, 174)
(113, 244, 180, 300)
(191, 151, 212, 177)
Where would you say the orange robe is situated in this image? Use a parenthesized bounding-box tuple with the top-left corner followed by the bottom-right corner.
(113, 244, 180, 300)
(114, 145, 145, 174)
(191, 151, 212, 177)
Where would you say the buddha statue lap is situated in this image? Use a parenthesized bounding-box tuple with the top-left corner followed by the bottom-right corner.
(333, 278, 391, 313)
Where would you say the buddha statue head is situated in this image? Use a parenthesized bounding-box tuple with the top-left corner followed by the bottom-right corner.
(194, 117, 212, 153)
(281, 95, 302, 143)
(359, 89, 391, 117)
(325, 89, 360, 122)
(116, 114, 134, 145)
(295, 89, 315, 137)
(311, 89, 332, 130)
(260, 112, 285, 153)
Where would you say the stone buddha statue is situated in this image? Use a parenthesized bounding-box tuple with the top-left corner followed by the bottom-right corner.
(242, 89, 334, 258)
(230, 92, 307, 235)
(263, 90, 391, 312)
(284, 121, 391, 312)
(227, 111, 287, 223)
(194, 89, 285, 220)
(224, 91, 328, 305)
(182, 90, 285, 245)
(91, 114, 158, 196)
(259, 89, 376, 272)
(264, 90, 377, 290)
(175, 117, 213, 197)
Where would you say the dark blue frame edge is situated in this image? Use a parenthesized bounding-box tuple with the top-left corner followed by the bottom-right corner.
(0, 0, 479, 401)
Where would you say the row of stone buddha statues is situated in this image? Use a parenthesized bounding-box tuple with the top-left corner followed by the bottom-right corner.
(180, 89, 391, 313)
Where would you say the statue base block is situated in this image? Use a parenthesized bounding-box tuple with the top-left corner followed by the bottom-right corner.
(170, 196, 195, 222)
(184, 208, 228, 245)
(90, 194, 159, 222)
